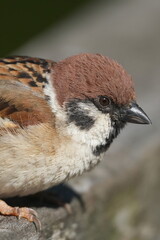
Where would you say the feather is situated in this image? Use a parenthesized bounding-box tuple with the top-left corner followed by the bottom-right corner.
(0, 56, 55, 132)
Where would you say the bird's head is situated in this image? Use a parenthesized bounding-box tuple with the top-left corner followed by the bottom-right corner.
(44, 53, 151, 155)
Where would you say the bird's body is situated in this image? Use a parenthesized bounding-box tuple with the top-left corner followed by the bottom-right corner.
(0, 54, 151, 225)
(0, 56, 111, 198)
(0, 118, 103, 198)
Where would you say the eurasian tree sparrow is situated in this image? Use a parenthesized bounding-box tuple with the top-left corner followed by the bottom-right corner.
(0, 53, 151, 226)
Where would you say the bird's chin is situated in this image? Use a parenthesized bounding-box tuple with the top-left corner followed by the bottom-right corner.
(93, 120, 126, 156)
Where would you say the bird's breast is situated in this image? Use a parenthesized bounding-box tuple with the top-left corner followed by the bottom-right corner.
(0, 123, 102, 198)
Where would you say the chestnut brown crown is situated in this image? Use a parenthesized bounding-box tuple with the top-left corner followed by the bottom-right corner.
(51, 53, 136, 106)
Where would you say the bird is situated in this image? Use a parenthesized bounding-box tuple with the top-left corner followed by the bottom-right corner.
(0, 53, 151, 227)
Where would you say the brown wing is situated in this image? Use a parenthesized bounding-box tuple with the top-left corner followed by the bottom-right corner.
(0, 56, 55, 133)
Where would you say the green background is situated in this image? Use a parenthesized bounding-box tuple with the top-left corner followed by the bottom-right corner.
(0, 0, 94, 57)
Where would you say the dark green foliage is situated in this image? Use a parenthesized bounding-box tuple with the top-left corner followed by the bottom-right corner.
(0, 0, 93, 57)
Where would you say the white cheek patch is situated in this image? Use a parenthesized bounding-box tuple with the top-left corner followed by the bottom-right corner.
(66, 109, 113, 149)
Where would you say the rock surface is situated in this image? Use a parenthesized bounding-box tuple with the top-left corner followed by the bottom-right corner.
(0, 0, 160, 239)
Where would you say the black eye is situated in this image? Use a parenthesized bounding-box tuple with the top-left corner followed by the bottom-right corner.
(99, 96, 110, 107)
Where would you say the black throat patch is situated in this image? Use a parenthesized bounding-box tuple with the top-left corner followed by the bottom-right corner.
(93, 120, 126, 156)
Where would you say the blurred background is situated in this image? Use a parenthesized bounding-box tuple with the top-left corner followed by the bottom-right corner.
(0, 0, 160, 239)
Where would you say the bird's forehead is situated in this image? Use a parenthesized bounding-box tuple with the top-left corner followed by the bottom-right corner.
(52, 54, 136, 106)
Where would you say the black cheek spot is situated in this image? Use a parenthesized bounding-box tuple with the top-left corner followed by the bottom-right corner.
(28, 81, 38, 87)
(69, 112, 95, 130)
(66, 100, 95, 130)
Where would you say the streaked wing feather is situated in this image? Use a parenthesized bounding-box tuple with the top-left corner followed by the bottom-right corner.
(0, 56, 55, 132)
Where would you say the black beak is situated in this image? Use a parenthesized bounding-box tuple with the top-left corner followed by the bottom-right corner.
(122, 102, 151, 124)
